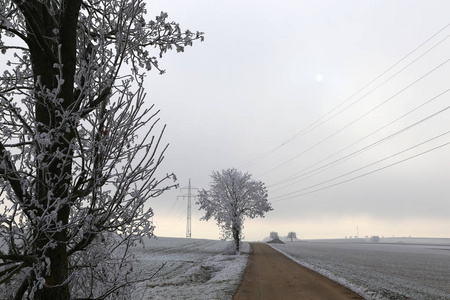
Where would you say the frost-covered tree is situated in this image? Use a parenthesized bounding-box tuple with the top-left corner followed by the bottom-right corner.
(197, 168, 272, 254)
(287, 231, 297, 242)
(269, 232, 279, 240)
(0, 1, 203, 299)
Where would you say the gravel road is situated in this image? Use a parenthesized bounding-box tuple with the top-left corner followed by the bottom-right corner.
(233, 243, 363, 300)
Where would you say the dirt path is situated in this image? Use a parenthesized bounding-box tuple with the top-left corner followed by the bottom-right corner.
(233, 243, 363, 300)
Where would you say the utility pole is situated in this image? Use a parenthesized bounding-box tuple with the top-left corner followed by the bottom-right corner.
(186, 179, 192, 238)
(178, 179, 198, 238)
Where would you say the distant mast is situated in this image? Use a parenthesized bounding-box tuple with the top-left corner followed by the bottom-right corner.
(187, 179, 192, 238)
(178, 179, 198, 238)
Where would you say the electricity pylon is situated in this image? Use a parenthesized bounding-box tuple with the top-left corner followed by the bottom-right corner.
(178, 179, 198, 238)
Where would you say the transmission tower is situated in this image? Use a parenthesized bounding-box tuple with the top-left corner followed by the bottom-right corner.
(178, 179, 198, 238)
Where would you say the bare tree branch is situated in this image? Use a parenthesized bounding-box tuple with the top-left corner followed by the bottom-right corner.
(0, 1, 204, 298)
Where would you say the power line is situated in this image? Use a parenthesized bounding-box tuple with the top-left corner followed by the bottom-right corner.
(156, 196, 186, 228)
(270, 132, 450, 203)
(240, 22, 450, 170)
(256, 57, 450, 178)
(155, 208, 186, 230)
(269, 89, 450, 190)
(154, 213, 187, 233)
(281, 31, 450, 145)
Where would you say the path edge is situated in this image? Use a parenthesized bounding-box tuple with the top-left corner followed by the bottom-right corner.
(267, 244, 371, 299)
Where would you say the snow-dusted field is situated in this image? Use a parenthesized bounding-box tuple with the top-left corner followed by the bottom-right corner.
(130, 237, 249, 300)
(272, 240, 450, 299)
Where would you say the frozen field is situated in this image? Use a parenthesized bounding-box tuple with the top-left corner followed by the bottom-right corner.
(272, 240, 450, 299)
(130, 237, 249, 300)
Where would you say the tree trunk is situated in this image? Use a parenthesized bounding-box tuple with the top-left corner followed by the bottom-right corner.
(232, 223, 240, 254)
(34, 244, 70, 300)
(27, 33, 71, 300)
(20, 1, 82, 298)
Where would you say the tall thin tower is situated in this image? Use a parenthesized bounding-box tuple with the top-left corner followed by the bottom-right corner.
(186, 179, 192, 238)
(178, 179, 198, 238)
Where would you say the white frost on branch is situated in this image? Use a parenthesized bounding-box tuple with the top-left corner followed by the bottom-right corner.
(197, 168, 273, 254)
(0, 0, 203, 299)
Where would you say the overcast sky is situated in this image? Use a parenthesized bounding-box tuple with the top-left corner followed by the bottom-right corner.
(143, 0, 450, 240)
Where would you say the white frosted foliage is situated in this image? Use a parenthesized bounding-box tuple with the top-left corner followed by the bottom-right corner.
(0, 1, 203, 299)
(197, 168, 273, 253)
